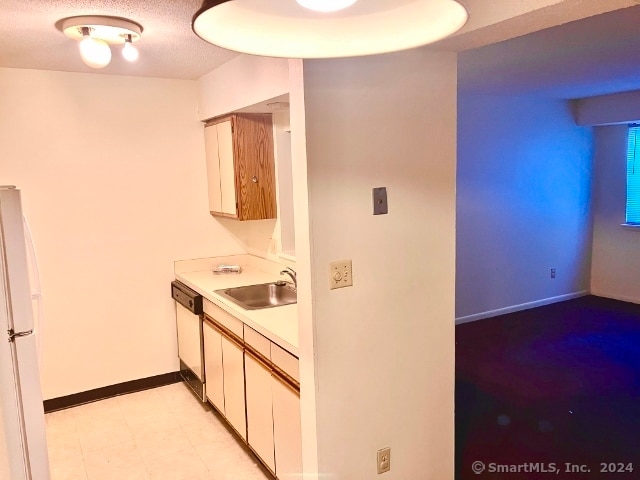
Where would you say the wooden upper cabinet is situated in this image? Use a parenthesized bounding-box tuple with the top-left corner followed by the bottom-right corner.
(204, 113, 277, 221)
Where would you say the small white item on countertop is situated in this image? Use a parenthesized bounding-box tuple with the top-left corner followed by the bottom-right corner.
(213, 264, 242, 274)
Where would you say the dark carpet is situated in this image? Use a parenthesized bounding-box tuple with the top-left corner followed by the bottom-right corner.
(455, 295, 640, 480)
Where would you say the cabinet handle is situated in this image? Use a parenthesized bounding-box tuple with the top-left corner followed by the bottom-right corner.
(204, 314, 244, 348)
(204, 315, 223, 334)
(252, 176, 258, 183)
(245, 344, 272, 370)
(272, 366, 300, 394)
(224, 330, 245, 350)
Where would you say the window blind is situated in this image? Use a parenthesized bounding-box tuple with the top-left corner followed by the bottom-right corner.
(626, 126, 640, 224)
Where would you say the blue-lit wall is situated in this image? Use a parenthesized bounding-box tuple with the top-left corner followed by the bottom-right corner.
(456, 94, 594, 320)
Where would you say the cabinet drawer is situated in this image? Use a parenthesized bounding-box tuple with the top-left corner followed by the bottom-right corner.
(271, 343, 299, 384)
(244, 326, 271, 360)
(204, 299, 243, 339)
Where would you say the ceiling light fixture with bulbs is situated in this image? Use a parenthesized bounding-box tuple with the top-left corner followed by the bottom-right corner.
(192, 0, 468, 59)
(58, 16, 143, 69)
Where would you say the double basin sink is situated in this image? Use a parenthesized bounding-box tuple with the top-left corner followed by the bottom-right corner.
(215, 281, 297, 310)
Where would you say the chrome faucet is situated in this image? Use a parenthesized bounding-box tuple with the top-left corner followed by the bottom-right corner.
(280, 267, 297, 289)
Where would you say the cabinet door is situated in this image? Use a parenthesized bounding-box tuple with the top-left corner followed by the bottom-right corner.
(221, 336, 246, 440)
(245, 352, 275, 472)
(233, 114, 276, 220)
(204, 124, 222, 213)
(217, 120, 237, 216)
(203, 320, 224, 414)
(272, 376, 302, 480)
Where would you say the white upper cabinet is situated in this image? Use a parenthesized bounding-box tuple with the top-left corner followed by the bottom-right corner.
(204, 123, 222, 214)
(204, 120, 237, 216)
(216, 120, 236, 216)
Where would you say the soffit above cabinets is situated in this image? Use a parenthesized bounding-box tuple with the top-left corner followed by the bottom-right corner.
(234, 94, 290, 115)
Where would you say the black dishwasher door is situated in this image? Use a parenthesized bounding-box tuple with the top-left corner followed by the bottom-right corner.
(171, 281, 203, 314)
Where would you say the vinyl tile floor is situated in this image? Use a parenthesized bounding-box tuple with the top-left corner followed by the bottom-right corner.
(45, 382, 271, 480)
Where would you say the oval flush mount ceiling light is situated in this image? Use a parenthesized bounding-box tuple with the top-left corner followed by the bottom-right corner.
(59, 16, 143, 69)
(192, 0, 468, 59)
(296, 0, 358, 13)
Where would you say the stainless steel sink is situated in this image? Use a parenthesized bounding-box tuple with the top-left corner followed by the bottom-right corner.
(215, 282, 297, 310)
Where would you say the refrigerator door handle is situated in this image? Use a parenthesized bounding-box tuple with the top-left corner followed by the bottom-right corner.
(7, 329, 33, 342)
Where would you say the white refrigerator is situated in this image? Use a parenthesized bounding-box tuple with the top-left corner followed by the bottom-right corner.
(0, 186, 50, 479)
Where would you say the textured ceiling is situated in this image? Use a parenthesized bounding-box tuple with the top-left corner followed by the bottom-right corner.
(0, 0, 239, 79)
(3, 0, 640, 94)
(459, 5, 640, 99)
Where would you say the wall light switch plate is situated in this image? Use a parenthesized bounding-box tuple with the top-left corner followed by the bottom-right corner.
(373, 187, 388, 215)
(377, 447, 391, 474)
(329, 260, 353, 290)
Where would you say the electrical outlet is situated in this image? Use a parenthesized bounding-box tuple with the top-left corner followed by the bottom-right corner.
(329, 260, 353, 289)
(551, 268, 556, 279)
(377, 448, 391, 474)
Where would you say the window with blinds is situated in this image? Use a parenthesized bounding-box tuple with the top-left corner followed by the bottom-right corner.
(626, 125, 640, 225)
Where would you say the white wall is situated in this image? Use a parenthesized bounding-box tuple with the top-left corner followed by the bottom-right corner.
(591, 125, 640, 303)
(297, 49, 457, 479)
(456, 94, 593, 321)
(197, 54, 289, 121)
(0, 68, 244, 399)
(272, 110, 295, 256)
(287, 58, 319, 478)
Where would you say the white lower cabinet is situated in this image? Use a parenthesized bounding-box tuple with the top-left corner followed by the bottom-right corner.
(272, 376, 303, 480)
(221, 336, 246, 441)
(202, 306, 301, 479)
(203, 320, 224, 413)
(245, 352, 276, 472)
(203, 314, 246, 441)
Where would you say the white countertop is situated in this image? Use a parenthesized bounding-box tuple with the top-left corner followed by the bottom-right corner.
(175, 261, 298, 356)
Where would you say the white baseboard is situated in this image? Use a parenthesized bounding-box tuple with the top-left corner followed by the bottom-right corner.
(590, 290, 640, 305)
(455, 290, 590, 325)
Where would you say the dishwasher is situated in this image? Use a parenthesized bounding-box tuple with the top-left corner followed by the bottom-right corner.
(171, 281, 205, 401)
